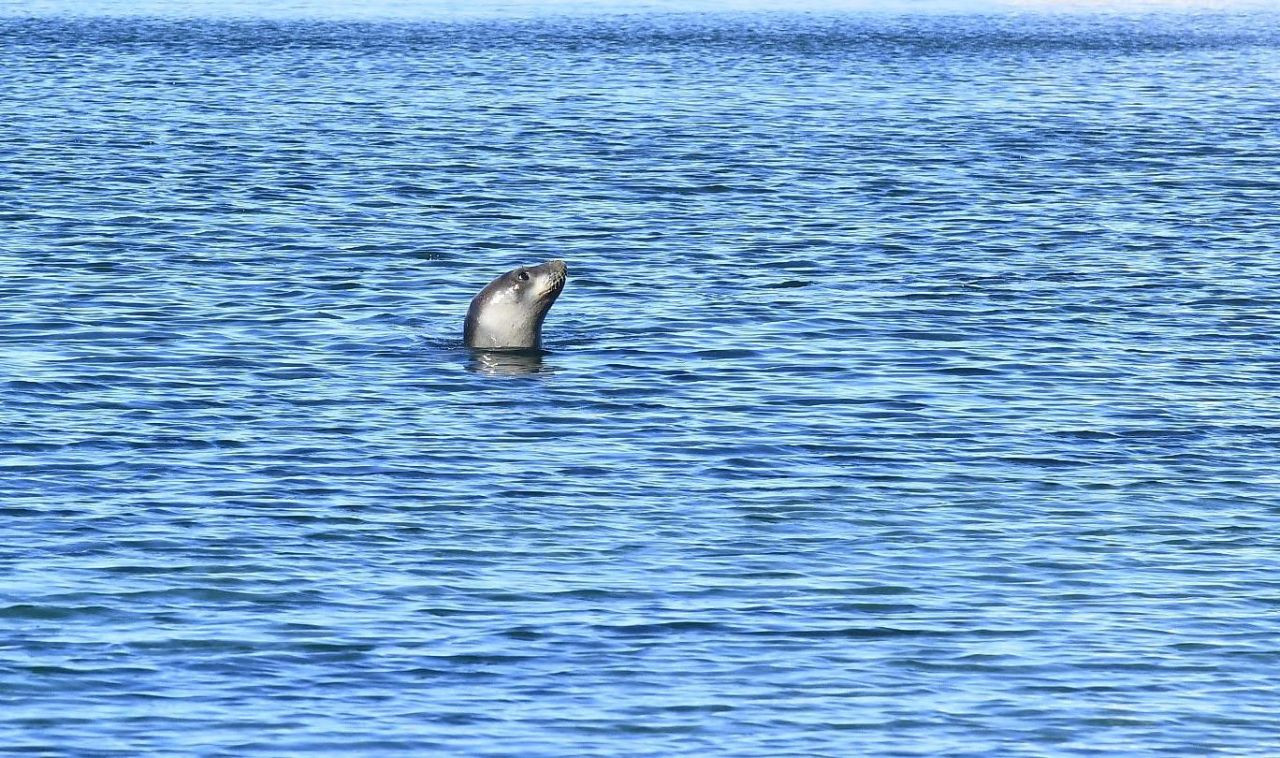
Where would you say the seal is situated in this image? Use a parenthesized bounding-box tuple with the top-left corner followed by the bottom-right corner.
(463, 259, 567, 350)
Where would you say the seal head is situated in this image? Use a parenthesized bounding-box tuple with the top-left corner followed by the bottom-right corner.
(464, 259, 567, 350)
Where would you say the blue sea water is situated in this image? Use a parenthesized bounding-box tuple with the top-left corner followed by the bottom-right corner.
(3, 4, 1280, 755)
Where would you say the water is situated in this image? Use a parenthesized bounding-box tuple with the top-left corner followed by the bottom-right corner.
(4, 6, 1280, 755)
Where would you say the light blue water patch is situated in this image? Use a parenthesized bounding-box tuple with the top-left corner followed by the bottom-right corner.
(2, 9, 1280, 757)
(5, 0, 1279, 18)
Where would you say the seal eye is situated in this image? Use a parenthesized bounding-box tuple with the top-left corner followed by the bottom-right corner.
(517, 271, 530, 282)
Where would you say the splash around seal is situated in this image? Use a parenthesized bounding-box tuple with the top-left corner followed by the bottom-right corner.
(463, 259, 567, 350)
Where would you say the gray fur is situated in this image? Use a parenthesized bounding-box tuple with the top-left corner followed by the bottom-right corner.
(464, 259, 567, 350)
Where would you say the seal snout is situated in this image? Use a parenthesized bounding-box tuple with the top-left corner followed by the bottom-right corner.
(546, 259, 567, 285)
(543, 259, 567, 295)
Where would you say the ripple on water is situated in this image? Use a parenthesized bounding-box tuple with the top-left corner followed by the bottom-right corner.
(2, 8, 1280, 758)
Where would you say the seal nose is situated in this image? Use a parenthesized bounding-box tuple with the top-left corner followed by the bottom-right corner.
(547, 259, 567, 276)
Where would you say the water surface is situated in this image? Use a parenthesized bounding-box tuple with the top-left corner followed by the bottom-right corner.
(2, 9, 1280, 756)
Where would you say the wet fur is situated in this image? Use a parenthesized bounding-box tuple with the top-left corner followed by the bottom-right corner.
(464, 260, 567, 350)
